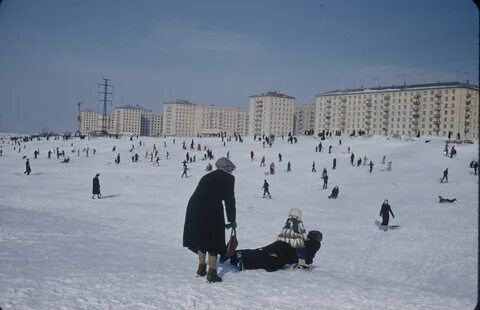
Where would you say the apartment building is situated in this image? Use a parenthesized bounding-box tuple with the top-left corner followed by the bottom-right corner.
(78, 109, 114, 134)
(162, 100, 248, 137)
(294, 103, 316, 135)
(315, 82, 479, 139)
(114, 105, 142, 135)
(248, 91, 295, 136)
(195, 105, 248, 136)
(141, 111, 163, 137)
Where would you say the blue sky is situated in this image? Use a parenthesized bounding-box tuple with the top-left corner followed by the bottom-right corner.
(0, 0, 478, 133)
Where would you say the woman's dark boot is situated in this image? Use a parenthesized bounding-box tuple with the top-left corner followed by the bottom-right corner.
(207, 269, 222, 283)
(196, 263, 207, 277)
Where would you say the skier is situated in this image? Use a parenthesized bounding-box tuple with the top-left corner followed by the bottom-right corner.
(332, 158, 336, 170)
(441, 168, 448, 183)
(328, 145, 332, 153)
(183, 157, 236, 283)
(250, 151, 254, 161)
(350, 153, 355, 165)
(181, 161, 189, 178)
(382, 155, 386, 164)
(369, 161, 374, 173)
(312, 161, 316, 173)
(24, 158, 31, 175)
(322, 174, 328, 189)
(260, 156, 265, 167)
(278, 153, 282, 162)
(328, 186, 339, 199)
(48, 150, 51, 159)
(379, 199, 394, 231)
(357, 158, 362, 167)
(474, 161, 478, 175)
(115, 153, 120, 164)
(277, 208, 309, 269)
(444, 144, 449, 156)
(287, 161, 291, 172)
(92, 173, 101, 199)
(262, 179, 271, 198)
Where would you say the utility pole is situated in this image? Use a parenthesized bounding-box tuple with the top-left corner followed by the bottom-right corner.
(76, 100, 84, 134)
(98, 78, 113, 135)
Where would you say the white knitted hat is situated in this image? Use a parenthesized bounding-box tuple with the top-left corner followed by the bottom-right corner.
(289, 208, 302, 219)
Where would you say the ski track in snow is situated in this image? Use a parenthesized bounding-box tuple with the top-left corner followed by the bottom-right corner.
(0, 134, 477, 309)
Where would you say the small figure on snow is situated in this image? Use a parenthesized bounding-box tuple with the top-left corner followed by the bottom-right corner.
(287, 161, 291, 172)
(262, 179, 271, 198)
(332, 158, 336, 170)
(260, 156, 266, 167)
(24, 158, 31, 175)
(328, 186, 339, 199)
(379, 199, 394, 231)
(312, 161, 316, 173)
(369, 161, 374, 173)
(269, 162, 275, 175)
(181, 161, 189, 178)
(322, 174, 328, 189)
(92, 173, 101, 199)
(438, 196, 457, 203)
(441, 168, 448, 183)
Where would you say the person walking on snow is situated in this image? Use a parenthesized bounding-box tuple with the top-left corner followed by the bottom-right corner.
(369, 161, 374, 173)
(24, 158, 31, 175)
(312, 161, 316, 173)
(181, 161, 189, 178)
(262, 179, 271, 198)
(322, 174, 328, 189)
(92, 173, 101, 199)
(287, 161, 291, 172)
(332, 158, 337, 170)
(441, 168, 448, 183)
(260, 156, 266, 167)
(183, 157, 237, 283)
(379, 199, 394, 231)
(350, 153, 355, 165)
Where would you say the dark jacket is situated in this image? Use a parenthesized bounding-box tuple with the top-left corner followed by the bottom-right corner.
(92, 176, 100, 194)
(379, 203, 394, 225)
(183, 169, 236, 255)
(231, 238, 321, 272)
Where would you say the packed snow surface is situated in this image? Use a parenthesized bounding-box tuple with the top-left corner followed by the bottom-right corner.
(0, 134, 477, 309)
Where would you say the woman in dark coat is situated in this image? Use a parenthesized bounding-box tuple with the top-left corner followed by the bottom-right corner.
(379, 199, 394, 231)
(183, 157, 236, 283)
(92, 173, 101, 199)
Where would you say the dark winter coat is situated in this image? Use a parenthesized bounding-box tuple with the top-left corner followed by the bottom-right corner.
(183, 169, 236, 255)
(379, 203, 394, 226)
(92, 176, 100, 194)
(231, 238, 321, 272)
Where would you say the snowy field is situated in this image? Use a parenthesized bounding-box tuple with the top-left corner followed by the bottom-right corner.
(0, 133, 477, 310)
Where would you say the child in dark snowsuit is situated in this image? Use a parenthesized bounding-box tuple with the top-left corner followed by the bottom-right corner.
(379, 199, 394, 231)
(262, 179, 271, 198)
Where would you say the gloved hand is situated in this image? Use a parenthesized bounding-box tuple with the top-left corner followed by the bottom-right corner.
(225, 222, 237, 229)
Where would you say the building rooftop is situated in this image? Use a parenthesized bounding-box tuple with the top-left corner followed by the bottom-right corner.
(163, 99, 196, 105)
(115, 105, 148, 111)
(250, 91, 295, 99)
(317, 81, 479, 97)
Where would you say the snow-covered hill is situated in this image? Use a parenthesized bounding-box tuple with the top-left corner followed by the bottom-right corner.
(0, 134, 477, 309)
